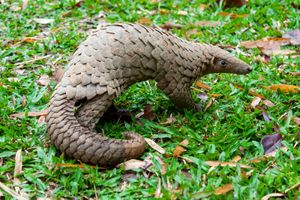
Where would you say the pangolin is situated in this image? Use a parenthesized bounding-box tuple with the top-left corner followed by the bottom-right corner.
(46, 23, 252, 167)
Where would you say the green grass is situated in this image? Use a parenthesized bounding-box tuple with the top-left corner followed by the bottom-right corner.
(0, 0, 299, 199)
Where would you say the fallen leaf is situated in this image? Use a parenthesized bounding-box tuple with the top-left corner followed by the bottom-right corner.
(261, 193, 285, 200)
(265, 84, 300, 93)
(197, 92, 209, 102)
(121, 159, 150, 171)
(231, 155, 241, 162)
(294, 117, 300, 125)
(180, 139, 189, 146)
(10, 109, 48, 118)
(195, 81, 211, 90)
(205, 161, 252, 169)
(0, 182, 28, 200)
(233, 84, 266, 99)
(283, 29, 300, 45)
(289, 72, 300, 76)
(135, 105, 155, 120)
(251, 96, 261, 109)
(194, 21, 222, 27)
(22, 0, 29, 10)
(159, 9, 170, 15)
(38, 115, 46, 124)
(241, 37, 290, 49)
(160, 22, 183, 30)
(214, 184, 233, 195)
(204, 99, 214, 112)
(173, 146, 186, 157)
(155, 178, 162, 198)
(263, 100, 275, 107)
(145, 138, 165, 154)
(261, 134, 283, 154)
(178, 10, 188, 16)
(137, 17, 152, 26)
(217, 0, 248, 7)
(261, 49, 296, 56)
(161, 116, 177, 125)
(250, 146, 288, 163)
(184, 28, 201, 39)
(21, 95, 27, 107)
(33, 18, 54, 24)
(14, 149, 22, 184)
(199, 4, 209, 11)
(36, 74, 50, 86)
(219, 12, 249, 18)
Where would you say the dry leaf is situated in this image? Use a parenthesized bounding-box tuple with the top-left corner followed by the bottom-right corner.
(180, 139, 189, 146)
(14, 149, 22, 184)
(289, 72, 300, 76)
(121, 159, 150, 171)
(251, 96, 261, 109)
(199, 4, 209, 11)
(21, 95, 27, 107)
(262, 49, 296, 56)
(231, 155, 241, 162)
(294, 117, 300, 125)
(261, 134, 283, 154)
(137, 17, 152, 26)
(194, 21, 222, 27)
(261, 193, 285, 200)
(0, 182, 28, 200)
(33, 18, 54, 24)
(283, 29, 300, 45)
(178, 10, 188, 16)
(173, 146, 186, 157)
(145, 138, 165, 154)
(10, 109, 48, 118)
(205, 161, 252, 169)
(265, 84, 300, 93)
(214, 184, 233, 195)
(241, 37, 290, 49)
(263, 100, 275, 107)
(161, 116, 177, 125)
(160, 22, 183, 31)
(195, 81, 211, 90)
(250, 146, 288, 163)
(36, 75, 50, 86)
(155, 178, 162, 198)
(22, 0, 29, 10)
(219, 12, 249, 18)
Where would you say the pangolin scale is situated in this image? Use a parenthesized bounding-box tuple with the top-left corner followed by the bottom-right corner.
(46, 23, 252, 166)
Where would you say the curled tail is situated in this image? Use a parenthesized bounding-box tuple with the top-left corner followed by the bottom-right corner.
(46, 90, 146, 167)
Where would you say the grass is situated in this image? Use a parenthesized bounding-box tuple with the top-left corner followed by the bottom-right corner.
(0, 0, 299, 199)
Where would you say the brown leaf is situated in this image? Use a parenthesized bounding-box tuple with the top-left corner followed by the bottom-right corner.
(160, 22, 183, 31)
(135, 105, 155, 120)
(36, 74, 50, 86)
(33, 18, 54, 24)
(261, 193, 285, 200)
(22, 0, 29, 10)
(214, 184, 233, 195)
(161, 116, 177, 125)
(231, 155, 241, 163)
(14, 149, 22, 184)
(251, 96, 261, 109)
(173, 146, 186, 157)
(159, 9, 170, 15)
(195, 81, 211, 90)
(241, 37, 290, 49)
(219, 12, 249, 18)
(261, 49, 296, 56)
(137, 17, 152, 26)
(155, 178, 162, 198)
(250, 146, 288, 163)
(180, 139, 189, 146)
(204, 99, 214, 112)
(177, 10, 188, 16)
(199, 4, 209, 11)
(205, 161, 252, 169)
(289, 72, 300, 76)
(145, 138, 165, 154)
(294, 117, 300, 125)
(265, 84, 300, 93)
(193, 20, 222, 27)
(217, 0, 248, 7)
(283, 29, 300, 45)
(261, 134, 283, 154)
(10, 109, 48, 118)
(21, 95, 27, 107)
(121, 159, 150, 171)
(263, 100, 275, 108)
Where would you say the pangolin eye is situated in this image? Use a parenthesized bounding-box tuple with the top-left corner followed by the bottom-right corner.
(220, 60, 227, 66)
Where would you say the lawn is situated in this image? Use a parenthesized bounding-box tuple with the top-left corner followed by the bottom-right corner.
(0, 0, 299, 199)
